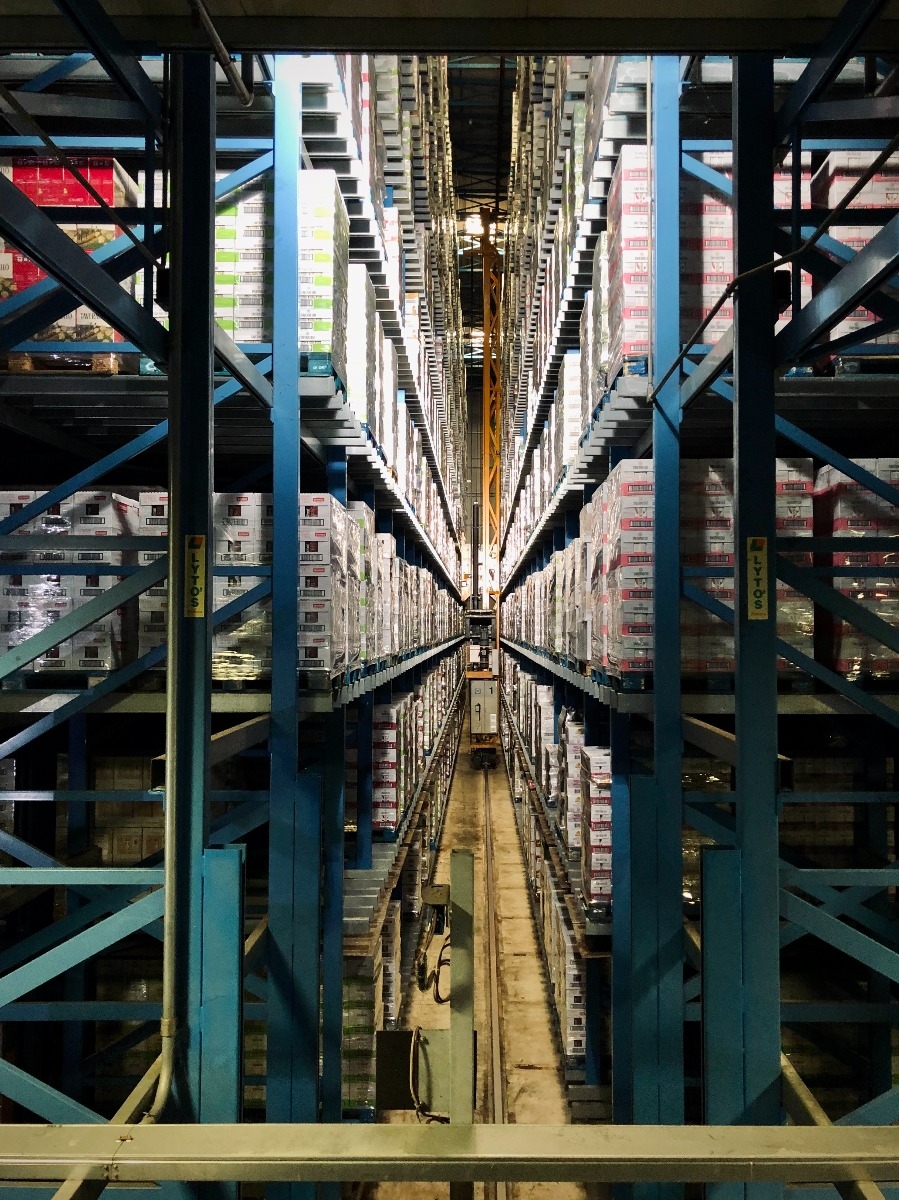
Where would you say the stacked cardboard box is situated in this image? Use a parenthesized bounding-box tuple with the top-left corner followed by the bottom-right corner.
(541, 865, 586, 1064)
(557, 709, 585, 851)
(782, 756, 873, 861)
(298, 492, 348, 675)
(815, 459, 899, 678)
(681, 150, 812, 344)
(0, 490, 138, 673)
(580, 747, 612, 906)
(372, 693, 407, 832)
(401, 828, 423, 918)
(605, 460, 654, 676)
(345, 263, 380, 432)
(503, 457, 815, 680)
(533, 683, 557, 797)
(370, 651, 462, 834)
(381, 899, 402, 1028)
(573, 500, 595, 663)
(84, 756, 162, 866)
(606, 144, 650, 373)
(214, 172, 274, 344)
(2, 156, 132, 347)
(298, 171, 350, 381)
(348, 501, 377, 664)
(341, 945, 384, 1110)
(552, 351, 583, 484)
(681, 459, 814, 675)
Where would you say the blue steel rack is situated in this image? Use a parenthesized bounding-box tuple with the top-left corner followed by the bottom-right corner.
(499, 7, 899, 1180)
(0, 42, 464, 1184)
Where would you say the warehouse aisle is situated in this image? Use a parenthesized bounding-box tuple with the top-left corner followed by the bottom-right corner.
(371, 707, 587, 1200)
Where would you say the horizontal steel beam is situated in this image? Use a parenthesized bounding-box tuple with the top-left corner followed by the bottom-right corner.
(7, 15, 899, 53)
(804, 95, 899, 123)
(0, 868, 164, 885)
(4, 1123, 899, 1183)
(12, 91, 143, 121)
(0, 359, 272, 536)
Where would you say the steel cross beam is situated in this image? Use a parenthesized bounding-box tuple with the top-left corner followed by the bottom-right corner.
(0, 558, 168, 681)
(777, 212, 899, 360)
(0, 154, 270, 354)
(3, 1123, 899, 1184)
(0, 227, 163, 353)
(684, 150, 899, 306)
(0, 191, 271, 405)
(51, 0, 163, 134)
(0, 175, 167, 362)
(18, 53, 94, 94)
(775, 0, 891, 140)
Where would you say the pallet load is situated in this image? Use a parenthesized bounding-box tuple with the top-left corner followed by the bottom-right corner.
(0, 490, 138, 674)
(341, 945, 384, 1111)
(381, 899, 402, 1029)
(503, 457, 817, 682)
(298, 170, 350, 382)
(604, 459, 654, 678)
(580, 746, 612, 909)
(214, 170, 274, 345)
(605, 144, 650, 376)
(2, 156, 134, 367)
(557, 709, 585, 852)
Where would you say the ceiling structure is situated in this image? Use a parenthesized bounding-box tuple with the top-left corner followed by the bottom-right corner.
(448, 54, 514, 363)
(4, 2, 899, 52)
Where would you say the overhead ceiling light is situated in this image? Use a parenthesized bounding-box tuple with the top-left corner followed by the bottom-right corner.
(464, 214, 484, 236)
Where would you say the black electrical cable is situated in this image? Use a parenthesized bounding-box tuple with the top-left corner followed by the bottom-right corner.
(409, 1025, 451, 1124)
(432, 934, 452, 1005)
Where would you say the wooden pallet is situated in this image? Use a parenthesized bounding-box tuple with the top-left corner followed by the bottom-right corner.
(5, 350, 126, 375)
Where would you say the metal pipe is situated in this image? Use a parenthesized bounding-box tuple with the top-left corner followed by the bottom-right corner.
(186, 0, 254, 107)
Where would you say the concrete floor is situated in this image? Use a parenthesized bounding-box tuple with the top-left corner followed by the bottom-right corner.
(371, 709, 588, 1200)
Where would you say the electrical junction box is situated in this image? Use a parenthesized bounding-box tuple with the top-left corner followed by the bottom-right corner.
(469, 679, 498, 736)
